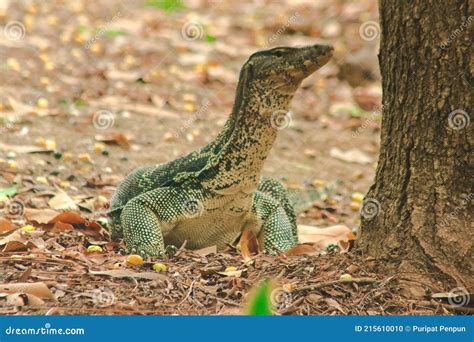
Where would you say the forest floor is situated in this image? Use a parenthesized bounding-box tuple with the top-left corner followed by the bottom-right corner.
(0, 0, 460, 315)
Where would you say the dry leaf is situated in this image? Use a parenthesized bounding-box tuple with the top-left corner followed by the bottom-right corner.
(48, 189, 78, 211)
(0, 142, 50, 154)
(329, 147, 372, 164)
(0, 282, 56, 300)
(5, 293, 45, 306)
(298, 224, 356, 251)
(49, 212, 88, 225)
(194, 245, 217, 256)
(0, 230, 28, 246)
(240, 229, 260, 262)
(324, 298, 345, 313)
(2, 240, 28, 252)
(0, 217, 14, 233)
(283, 244, 318, 256)
(217, 269, 243, 277)
(95, 133, 131, 146)
(24, 208, 60, 224)
(51, 221, 74, 233)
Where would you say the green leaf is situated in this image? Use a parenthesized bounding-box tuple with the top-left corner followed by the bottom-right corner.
(58, 98, 69, 107)
(78, 25, 91, 34)
(146, 0, 185, 12)
(245, 279, 274, 315)
(204, 33, 216, 43)
(74, 99, 88, 108)
(0, 185, 17, 197)
(103, 29, 127, 38)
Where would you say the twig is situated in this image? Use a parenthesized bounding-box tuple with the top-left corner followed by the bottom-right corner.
(411, 300, 474, 314)
(173, 240, 188, 257)
(178, 280, 196, 305)
(296, 277, 378, 292)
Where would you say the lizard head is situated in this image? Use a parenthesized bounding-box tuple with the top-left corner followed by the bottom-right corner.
(244, 44, 334, 94)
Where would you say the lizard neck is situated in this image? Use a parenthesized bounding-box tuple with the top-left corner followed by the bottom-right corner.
(202, 80, 293, 194)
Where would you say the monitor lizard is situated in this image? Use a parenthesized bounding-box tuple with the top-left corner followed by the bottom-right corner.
(108, 44, 334, 257)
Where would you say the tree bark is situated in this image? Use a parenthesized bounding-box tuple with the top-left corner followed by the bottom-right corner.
(358, 0, 473, 292)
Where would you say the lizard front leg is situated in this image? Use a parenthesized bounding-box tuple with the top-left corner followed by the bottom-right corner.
(252, 191, 298, 254)
(120, 187, 204, 257)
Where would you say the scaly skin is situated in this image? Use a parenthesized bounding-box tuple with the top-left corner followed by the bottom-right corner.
(108, 44, 334, 257)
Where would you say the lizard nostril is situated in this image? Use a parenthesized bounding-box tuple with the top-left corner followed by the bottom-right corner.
(314, 45, 334, 54)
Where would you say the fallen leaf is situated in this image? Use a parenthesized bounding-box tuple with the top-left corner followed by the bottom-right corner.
(86, 175, 122, 187)
(0, 218, 14, 233)
(282, 244, 318, 256)
(0, 227, 45, 252)
(240, 229, 260, 262)
(194, 245, 217, 256)
(4, 293, 45, 306)
(0, 230, 28, 246)
(88, 97, 179, 119)
(95, 133, 131, 146)
(0, 142, 51, 154)
(0, 282, 56, 300)
(51, 221, 74, 233)
(48, 189, 78, 211)
(324, 298, 345, 313)
(329, 147, 372, 164)
(0, 185, 17, 197)
(297, 224, 356, 252)
(49, 212, 88, 225)
(217, 269, 243, 277)
(2, 241, 28, 252)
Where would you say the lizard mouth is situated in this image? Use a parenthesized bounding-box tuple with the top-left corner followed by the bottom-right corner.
(288, 44, 333, 80)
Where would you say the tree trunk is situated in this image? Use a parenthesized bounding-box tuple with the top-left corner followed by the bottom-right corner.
(358, 0, 473, 292)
